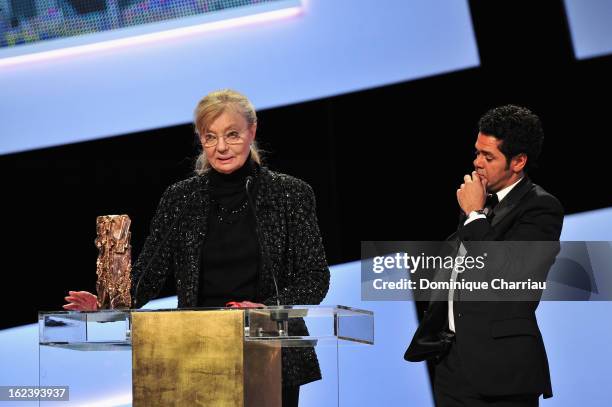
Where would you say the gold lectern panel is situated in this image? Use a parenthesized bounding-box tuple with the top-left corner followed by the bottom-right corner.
(244, 341, 281, 407)
(132, 310, 244, 407)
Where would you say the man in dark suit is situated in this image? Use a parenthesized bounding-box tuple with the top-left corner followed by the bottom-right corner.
(405, 105, 563, 406)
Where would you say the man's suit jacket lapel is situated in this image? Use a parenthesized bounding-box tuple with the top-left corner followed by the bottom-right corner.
(490, 177, 533, 227)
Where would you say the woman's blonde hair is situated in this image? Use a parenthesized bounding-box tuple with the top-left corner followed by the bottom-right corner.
(193, 89, 262, 175)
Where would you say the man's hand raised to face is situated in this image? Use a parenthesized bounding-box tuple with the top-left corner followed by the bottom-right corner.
(457, 171, 487, 215)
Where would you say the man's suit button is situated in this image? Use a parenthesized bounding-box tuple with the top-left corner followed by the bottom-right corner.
(457, 312, 463, 318)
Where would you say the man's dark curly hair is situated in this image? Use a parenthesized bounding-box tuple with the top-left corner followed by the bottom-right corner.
(478, 105, 544, 172)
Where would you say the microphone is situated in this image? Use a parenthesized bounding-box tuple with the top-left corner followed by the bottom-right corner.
(133, 189, 199, 308)
(245, 176, 288, 336)
(245, 176, 280, 306)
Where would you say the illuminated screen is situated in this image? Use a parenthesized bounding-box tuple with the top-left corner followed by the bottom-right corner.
(1, 0, 299, 58)
(0, 0, 479, 155)
(564, 0, 612, 59)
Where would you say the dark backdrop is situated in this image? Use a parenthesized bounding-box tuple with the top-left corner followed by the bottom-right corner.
(1, 0, 610, 329)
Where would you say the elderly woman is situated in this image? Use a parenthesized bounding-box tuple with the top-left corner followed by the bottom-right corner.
(65, 89, 330, 406)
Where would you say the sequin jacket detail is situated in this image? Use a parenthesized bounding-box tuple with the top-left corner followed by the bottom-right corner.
(131, 167, 330, 386)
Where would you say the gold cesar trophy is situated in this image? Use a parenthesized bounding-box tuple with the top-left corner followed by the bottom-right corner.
(95, 215, 132, 309)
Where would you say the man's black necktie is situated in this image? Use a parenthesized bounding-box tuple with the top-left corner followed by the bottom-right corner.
(484, 193, 499, 219)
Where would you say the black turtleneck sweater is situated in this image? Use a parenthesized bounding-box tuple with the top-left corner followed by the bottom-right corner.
(198, 160, 259, 307)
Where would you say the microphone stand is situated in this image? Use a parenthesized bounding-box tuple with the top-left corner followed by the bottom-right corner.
(246, 176, 289, 336)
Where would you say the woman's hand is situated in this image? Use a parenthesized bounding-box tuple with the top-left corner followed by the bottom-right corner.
(226, 300, 264, 308)
(63, 290, 98, 311)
